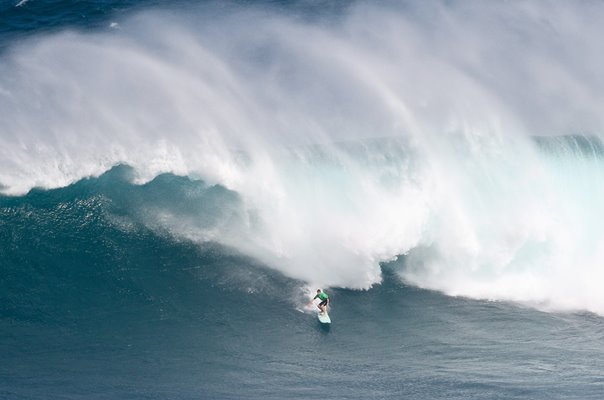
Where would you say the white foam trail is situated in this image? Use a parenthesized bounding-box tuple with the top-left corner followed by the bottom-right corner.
(3, 2, 604, 313)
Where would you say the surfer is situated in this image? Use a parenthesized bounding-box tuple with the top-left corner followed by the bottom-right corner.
(310, 289, 330, 314)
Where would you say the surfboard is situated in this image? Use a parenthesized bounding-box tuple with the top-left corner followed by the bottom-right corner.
(318, 311, 331, 324)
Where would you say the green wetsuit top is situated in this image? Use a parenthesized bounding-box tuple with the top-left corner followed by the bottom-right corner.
(315, 292, 329, 301)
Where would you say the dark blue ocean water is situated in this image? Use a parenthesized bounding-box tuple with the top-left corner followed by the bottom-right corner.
(3, 1, 604, 399)
(0, 0, 349, 50)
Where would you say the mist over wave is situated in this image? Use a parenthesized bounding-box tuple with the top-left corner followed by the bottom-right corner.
(3, 1, 604, 314)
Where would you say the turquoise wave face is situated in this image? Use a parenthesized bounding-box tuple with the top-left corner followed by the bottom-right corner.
(0, 165, 283, 322)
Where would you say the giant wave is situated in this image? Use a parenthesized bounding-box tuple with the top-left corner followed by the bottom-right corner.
(3, 1, 604, 315)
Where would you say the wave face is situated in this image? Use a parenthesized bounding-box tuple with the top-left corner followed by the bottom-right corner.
(3, 0, 604, 315)
(0, 167, 296, 326)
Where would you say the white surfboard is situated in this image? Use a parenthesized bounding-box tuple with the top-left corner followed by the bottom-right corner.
(317, 311, 331, 324)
